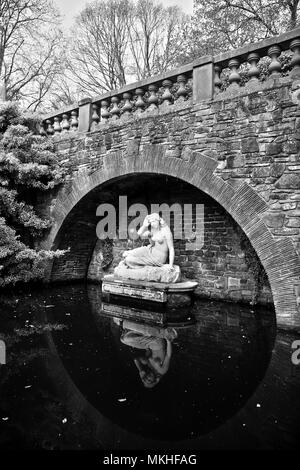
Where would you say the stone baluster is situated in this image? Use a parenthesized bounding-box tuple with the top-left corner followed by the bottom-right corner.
(228, 59, 241, 87)
(122, 92, 133, 117)
(162, 79, 173, 105)
(61, 113, 70, 131)
(290, 38, 300, 78)
(111, 96, 120, 120)
(92, 104, 100, 126)
(148, 84, 158, 110)
(135, 88, 146, 113)
(53, 116, 62, 134)
(70, 110, 78, 130)
(39, 123, 47, 136)
(214, 65, 222, 94)
(46, 119, 54, 135)
(247, 52, 260, 82)
(268, 45, 281, 77)
(176, 74, 188, 101)
(101, 100, 110, 122)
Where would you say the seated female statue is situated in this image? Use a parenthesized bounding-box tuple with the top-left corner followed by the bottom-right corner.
(122, 213, 175, 271)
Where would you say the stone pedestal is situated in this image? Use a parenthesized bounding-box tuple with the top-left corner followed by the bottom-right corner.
(102, 274, 198, 305)
(101, 300, 166, 325)
(100, 297, 196, 326)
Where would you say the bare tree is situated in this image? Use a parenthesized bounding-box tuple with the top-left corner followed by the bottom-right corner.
(68, 0, 132, 96)
(47, 77, 80, 112)
(0, 0, 64, 108)
(67, 0, 190, 96)
(151, 6, 190, 74)
(126, 1, 190, 80)
(127, 0, 164, 79)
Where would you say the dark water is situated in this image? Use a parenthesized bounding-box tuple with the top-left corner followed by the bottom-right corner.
(0, 283, 300, 450)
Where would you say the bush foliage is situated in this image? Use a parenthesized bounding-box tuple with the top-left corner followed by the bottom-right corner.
(0, 102, 65, 287)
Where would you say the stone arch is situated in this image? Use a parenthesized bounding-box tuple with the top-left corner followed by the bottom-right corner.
(42, 150, 300, 329)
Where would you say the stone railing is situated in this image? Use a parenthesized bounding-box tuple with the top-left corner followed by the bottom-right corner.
(41, 26, 300, 135)
(42, 103, 79, 135)
(89, 63, 195, 129)
(214, 27, 300, 94)
(41, 62, 197, 135)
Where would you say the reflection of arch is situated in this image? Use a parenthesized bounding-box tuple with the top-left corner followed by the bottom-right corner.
(42, 291, 276, 443)
(41, 150, 300, 328)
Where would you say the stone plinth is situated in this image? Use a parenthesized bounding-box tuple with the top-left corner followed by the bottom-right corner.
(101, 300, 165, 325)
(102, 274, 198, 305)
(100, 298, 196, 326)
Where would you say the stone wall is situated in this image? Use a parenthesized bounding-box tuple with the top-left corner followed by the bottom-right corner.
(41, 75, 300, 326)
(86, 176, 272, 305)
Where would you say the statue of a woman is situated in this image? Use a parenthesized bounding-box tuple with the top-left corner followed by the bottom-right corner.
(114, 213, 180, 283)
(123, 213, 174, 268)
(116, 319, 177, 388)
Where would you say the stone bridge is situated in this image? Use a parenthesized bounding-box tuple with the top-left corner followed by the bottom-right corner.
(40, 28, 300, 329)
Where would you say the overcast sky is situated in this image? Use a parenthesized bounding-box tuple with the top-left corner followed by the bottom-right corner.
(54, 0, 194, 28)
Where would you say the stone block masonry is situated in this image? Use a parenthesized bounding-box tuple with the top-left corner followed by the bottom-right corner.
(85, 176, 272, 305)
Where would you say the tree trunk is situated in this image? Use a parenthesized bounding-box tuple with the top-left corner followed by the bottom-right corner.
(289, 0, 299, 29)
(0, 77, 7, 101)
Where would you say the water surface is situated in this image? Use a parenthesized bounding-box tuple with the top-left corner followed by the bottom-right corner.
(0, 284, 299, 450)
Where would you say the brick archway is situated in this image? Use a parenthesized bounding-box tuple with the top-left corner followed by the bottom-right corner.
(42, 150, 300, 329)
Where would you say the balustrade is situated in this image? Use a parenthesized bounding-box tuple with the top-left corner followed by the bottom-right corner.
(148, 84, 159, 110)
(247, 53, 260, 82)
(268, 45, 281, 77)
(135, 88, 146, 113)
(176, 74, 188, 100)
(61, 114, 70, 131)
(42, 27, 300, 134)
(101, 100, 110, 122)
(53, 117, 61, 134)
(122, 92, 133, 117)
(228, 59, 241, 87)
(290, 38, 300, 76)
(213, 29, 300, 94)
(91, 104, 100, 127)
(162, 79, 173, 105)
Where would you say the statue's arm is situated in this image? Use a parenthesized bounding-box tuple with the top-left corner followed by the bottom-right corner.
(149, 340, 172, 375)
(160, 340, 172, 373)
(165, 230, 175, 268)
(137, 215, 150, 237)
(139, 230, 150, 239)
(134, 358, 146, 373)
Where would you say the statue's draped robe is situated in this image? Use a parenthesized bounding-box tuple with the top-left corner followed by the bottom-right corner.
(124, 245, 166, 268)
(114, 241, 180, 283)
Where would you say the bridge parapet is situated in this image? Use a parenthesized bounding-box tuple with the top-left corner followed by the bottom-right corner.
(214, 27, 300, 95)
(41, 27, 300, 136)
(42, 61, 195, 135)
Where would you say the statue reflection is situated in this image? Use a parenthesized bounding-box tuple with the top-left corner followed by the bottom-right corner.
(114, 319, 177, 389)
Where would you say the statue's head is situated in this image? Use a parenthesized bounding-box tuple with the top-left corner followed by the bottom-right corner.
(139, 368, 162, 389)
(147, 213, 166, 229)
